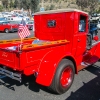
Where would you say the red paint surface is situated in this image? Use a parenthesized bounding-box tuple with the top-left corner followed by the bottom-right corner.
(0, 22, 18, 32)
(0, 10, 100, 87)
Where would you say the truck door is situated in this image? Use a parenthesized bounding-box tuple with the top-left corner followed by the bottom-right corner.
(75, 15, 87, 57)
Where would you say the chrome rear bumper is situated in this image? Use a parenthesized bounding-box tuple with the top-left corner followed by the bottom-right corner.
(0, 67, 21, 82)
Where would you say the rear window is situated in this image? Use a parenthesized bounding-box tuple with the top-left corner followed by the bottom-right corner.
(79, 15, 86, 32)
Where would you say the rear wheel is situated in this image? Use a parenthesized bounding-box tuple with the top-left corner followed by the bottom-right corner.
(49, 59, 75, 94)
(4, 29, 9, 33)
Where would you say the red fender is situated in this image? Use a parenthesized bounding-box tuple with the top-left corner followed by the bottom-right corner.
(36, 49, 75, 86)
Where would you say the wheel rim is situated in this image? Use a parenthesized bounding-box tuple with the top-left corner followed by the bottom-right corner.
(60, 66, 73, 87)
(5, 29, 8, 33)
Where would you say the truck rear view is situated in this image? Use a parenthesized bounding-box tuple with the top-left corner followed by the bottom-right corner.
(0, 9, 100, 94)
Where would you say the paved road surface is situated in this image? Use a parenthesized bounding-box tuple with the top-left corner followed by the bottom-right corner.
(0, 31, 100, 100)
(0, 31, 34, 40)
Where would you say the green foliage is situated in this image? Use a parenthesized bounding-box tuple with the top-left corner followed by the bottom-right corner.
(9, 0, 14, 8)
(14, 0, 40, 12)
(76, 0, 99, 13)
(45, 5, 50, 10)
(0, 5, 3, 12)
(1, 0, 8, 8)
(55, 0, 59, 2)
(21, 0, 31, 10)
(64, 0, 68, 2)
(14, 0, 20, 8)
(96, 7, 100, 13)
(30, 0, 40, 12)
(49, 4, 55, 10)
(0, 0, 100, 13)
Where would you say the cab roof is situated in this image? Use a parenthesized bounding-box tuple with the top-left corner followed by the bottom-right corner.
(34, 9, 88, 15)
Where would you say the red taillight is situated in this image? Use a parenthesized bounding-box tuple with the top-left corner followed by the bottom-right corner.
(93, 36, 99, 41)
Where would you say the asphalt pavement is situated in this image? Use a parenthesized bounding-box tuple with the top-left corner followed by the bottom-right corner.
(0, 31, 100, 100)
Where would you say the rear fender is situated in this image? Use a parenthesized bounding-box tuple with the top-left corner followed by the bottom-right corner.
(36, 50, 75, 86)
(89, 41, 100, 60)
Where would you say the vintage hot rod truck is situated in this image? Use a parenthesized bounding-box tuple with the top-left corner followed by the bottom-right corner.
(0, 9, 100, 94)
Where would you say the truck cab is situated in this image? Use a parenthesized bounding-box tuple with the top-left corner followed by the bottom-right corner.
(34, 9, 89, 63)
(0, 9, 100, 94)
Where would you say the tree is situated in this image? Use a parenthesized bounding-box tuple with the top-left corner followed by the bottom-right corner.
(13, 0, 20, 8)
(1, 0, 9, 9)
(0, 5, 3, 12)
(30, 0, 40, 13)
(13, 0, 39, 13)
(9, 0, 14, 8)
(76, 0, 88, 10)
(0, 0, 40, 11)
(76, 0, 99, 13)
(88, 0, 99, 14)
(50, 4, 55, 10)
(20, 0, 30, 10)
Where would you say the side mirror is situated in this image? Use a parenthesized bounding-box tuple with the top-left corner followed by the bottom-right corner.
(93, 36, 99, 41)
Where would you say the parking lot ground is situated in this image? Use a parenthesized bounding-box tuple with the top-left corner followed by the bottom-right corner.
(0, 64, 100, 100)
(0, 31, 100, 100)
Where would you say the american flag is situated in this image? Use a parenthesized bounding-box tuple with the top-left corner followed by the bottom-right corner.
(18, 19, 30, 39)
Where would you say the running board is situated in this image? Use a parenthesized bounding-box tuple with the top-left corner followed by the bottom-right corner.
(81, 62, 91, 67)
(78, 56, 99, 71)
(77, 62, 91, 71)
(0, 67, 21, 82)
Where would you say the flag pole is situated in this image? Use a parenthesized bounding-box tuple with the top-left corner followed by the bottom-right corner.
(19, 38, 23, 50)
(21, 38, 23, 43)
(18, 18, 30, 51)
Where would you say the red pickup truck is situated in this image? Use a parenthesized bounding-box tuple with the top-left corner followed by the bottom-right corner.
(0, 21, 18, 33)
(0, 9, 100, 94)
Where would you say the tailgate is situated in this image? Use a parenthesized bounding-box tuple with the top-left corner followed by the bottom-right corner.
(0, 49, 19, 69)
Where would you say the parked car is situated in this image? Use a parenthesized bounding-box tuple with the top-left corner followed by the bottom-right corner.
(9, 20, 21, 25)
(7, 17, 22, 21)
(0, 21, 18, 33)
(89, 22, 98, 39)
(0, 17, 7, 21)
(90, 13, 100, 21)
(26, 20, 34, 30)
(97, 21, 100, 29)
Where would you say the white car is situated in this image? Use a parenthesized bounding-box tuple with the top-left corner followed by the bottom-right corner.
(97, 21, 100, 30)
